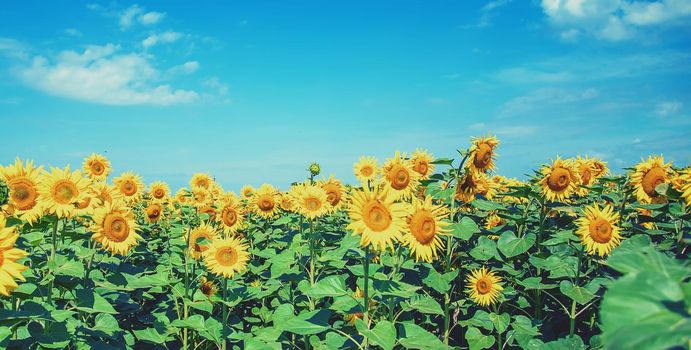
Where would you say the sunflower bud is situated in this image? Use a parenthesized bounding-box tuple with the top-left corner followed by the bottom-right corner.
(0, 179, 9, 207)
(308, 162, 321, 177)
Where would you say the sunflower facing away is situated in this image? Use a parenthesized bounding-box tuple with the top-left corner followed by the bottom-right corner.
(320, 175, 346, 211)
(149, 181, 170, 202)
(74, 184, 102, 217)
(144, 202, 164, 223)
(353, 156, 378, 185)
(455, 171, 479, 203)
(189, 223, 219, 260)
(676, 169, 691, 205)
(402, 196, 450, 263)
(113, 172, 145, 205)
(539, 157, 580, 202)
(291, 183, 330, 219)
(82, 153, 111, 181)
(93, 182, 121, 205)
(278, 192, 295, 212)
(0, 158, 45, 223)
(576, 203, 622, 257)
(573, 156, 598, 196)
(466, 266, 504, 307)
(251, 184, 279, 218)
(468, 135, 499, 174)
(0, 215, 29, 296)
(38, 166, 90, 219)
(190, 173, 213, 190)
(410, 149, 435, 179)
(629, 155, 672, 204)
(203, 236, 250, 278)
(91, 201, 141, 255)
(217, 201, 245, 235)
(346, 186, 409, 252)
(381, 151, 420, 200)
(199, 276, 218, 299)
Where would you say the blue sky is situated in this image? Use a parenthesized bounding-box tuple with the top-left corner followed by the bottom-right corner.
(1, 0, 690, 191)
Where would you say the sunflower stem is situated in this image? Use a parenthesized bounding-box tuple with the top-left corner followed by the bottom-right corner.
(222, 277, 228, 350)
(48, 218, 60, 305)
(309, 218, 316, 311)
(363, 247, 370, 350)
(569, 245, 585, 337)
(534, 197, 548, 320)
(83, 238, 96, 288)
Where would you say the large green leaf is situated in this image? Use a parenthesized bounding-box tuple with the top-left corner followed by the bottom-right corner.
(497, 232, 535, 258)
(397, 323, 448, 350)
(559, 281, 595, 305)
(355, 319, 396, 350)
(403, 294, 444, 315)
(469, 236, 499, 261)
(304, 275, 347, 299)
(450, 217, 480, 240)
(466, 326, 495, 350)
(74, 289, 117, 314)
(272, 305, 331, 335)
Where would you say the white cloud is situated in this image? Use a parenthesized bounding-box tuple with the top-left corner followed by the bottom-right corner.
(461, 0, 512, 29)
(655, 101, 682, 116)
(169, 61, 199, 75)
(498, 87, 598, 117)
(119, 5, 166, 30)
(0, 37, 29, 60)
(139, 11, 166, 25)
(16, 44, 198, 106)
(541, 0, 691, 41)
(64, 28, 83, 37)
(203, 77, 229, 96)
(142, 31, 183, 48)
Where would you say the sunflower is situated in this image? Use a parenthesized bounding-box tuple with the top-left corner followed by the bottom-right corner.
(455, 171, 479, 202)
(74, 183, 102, 217)
(468, 135, 499, 174)
(198, 205, 217, 221)
(203, 236, 250, 278)
(93, 182, 121, 205)
(37, 166, 90, 219)
(591, 159, 609, 178)
(290, 183, 330, 219)
(175, 188, 190, 205)
(629, 155, 673, 204)
(82, 153, 111, 181)
(573, 156, 598, 196)
(217, 201, 245, 235)
(191, 187, 212, 208)
(410, 149, 435, 179)
(113, 172, 145, 205)
(676, 169, 691, 205)
(278, 192, 295, 212)
(190, 173, 213, 190)
(475, 172, 498, 200)
(353, 156, 378, 184)
(636, 208, 655, 230)
(576, 203, 622, 257)
(149, 181, 170, 202)
(240, 185, 255, 199)
(381, 151, 420, 199)
(189, 223, 219, 260)
(538, 157, 580, 202)
(221, 191, 241, 207)
(466, 267, 504, 307)
(484, 212, 504, 230)
(199, 276, 218, 299)
(0, 215, 29, 296)
(144, 202, 164, 223)
(0, 158, 45, 223)
(346, 186, 409, 252)
(401, 196, 450, 263)
(320, 175, 346, 211)
(91, 201, 140, 255)
(250, 184, 279, 218)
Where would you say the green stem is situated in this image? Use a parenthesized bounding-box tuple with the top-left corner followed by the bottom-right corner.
(363, 248, 370, 350)
(535, 198, 547, 320)
(183, 223, 191, 350)
(309, 218, 316, 311)
(222, 277, 228, 350)
(569, 245, 585, 337)
(48, 219, 60, 305)
(83, 238, 96, 288)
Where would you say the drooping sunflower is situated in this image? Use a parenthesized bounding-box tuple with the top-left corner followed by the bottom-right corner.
(113, 172, 145, 205)
(216, 201, 245, 235)
(199, 276, 218, 299)
(188, 223, 219, 260)
(190, 173, 213, 190)
(591, 159, 609, 178)
(629, 155, 673, 204)
(149, 181, 170, 202)
(91, 201, 140, 255)
(82, 153, 111, 181)
(203, 236, 250, 278)
(0, 215, 29, 296)
(381, 151, 420, 199)
(576, 203, 622, 257)
(290, 183, 330, 219)
(320, 176, 346, 211)
(466, 267, 504, 307)
(250, 184, 279, 218)
(573, 156, 598, 196)
(410, 149, 435, 179)
(468, 135, 499, 174)
(346, 186, 409, 252)
(144, 202, 164, 224)
(0, 158, 45, 223)
(455, 171, 479, 203)
(538, 157, 580, 202)
(353, 156, 378, 184)
(401, 196, 450, 263)
(93, 182, 121, 205)
(38, 166, 90, 219)
(74, 183, 102, 217)
(240, 185, 255, 199)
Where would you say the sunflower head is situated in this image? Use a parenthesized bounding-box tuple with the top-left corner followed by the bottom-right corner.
(82, 153, 111, 181)
(576, 203, 622, 257)
(538, 157, 580, 202)
(251, 184, 279, 218)
(484, 212, 504, 230)
(402, 196, 450, 262)
(381, 151, 420, 199)
(240, 185, 255, 199)
(466, 266, 504, 307)
(410, 149, 436, 179)
(278, 192, 295, 212)
(200, 276, 218, 299)
(0, 158, 45, 223)
(217, 201, 245, 235)
(346, 186, 409, 252)
(113, 172, 145, 205)
(0, 215, 29, 296)
(145, 202, 164, 223)
(149, 181, 170, 202)
(290, 183, 330, 219)
(190, 173, 213, 190)
(38, 166, 90, 219)
(175, 188, 190, 205)
(91, 201, 141, 256)
(189, 223, 219, 260)
(455, 171, 479, 202)
(353, 156, 378, 184)
(630, 155, 672, 204)
(468, 135, 500, 174)
(203, 236, 250, 278)
(308, 162, 321, 177)
(319, 176, 345, 211)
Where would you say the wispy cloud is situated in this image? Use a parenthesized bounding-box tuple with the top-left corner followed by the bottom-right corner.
(655, 101, 682, 116)
(461, 0, 512, 29)
(63, 28, 83, 37)
(0, 37, 29, 60)
(169, 61, 199, 75)
(497, 87, 598, 117)
(142, 31, 184, 48)
(119, 5, 165, 30)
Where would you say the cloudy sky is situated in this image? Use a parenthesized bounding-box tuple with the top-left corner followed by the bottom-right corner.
(1, 0, 690, 191)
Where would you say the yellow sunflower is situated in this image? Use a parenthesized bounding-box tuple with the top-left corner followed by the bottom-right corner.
(198, 205, 217, 221)
(113, 172, 145, 205)
(203, 236, 250, 278)
(251, 184, 279, 218)
(410, 149, 435, 179)
(538, 157, 580, 202)
(353, 156, 378, 184)
(93, 182, 121, 205)
(190, 173, 213, 190)
(240, 185, 255, 199)
(290, 183, 330, 219)
(484, 212, 504, 230)
(381, 151, 420, 199)
(475, 172, 498, 200)
(0, 158, 45, 223)
(455, 171, 479, 202)
(629, 155, 673, 204)
(175, 188, 190, 205)
(144, 202, 164, 223)
(576, 203, 622, 257)
(346, 186, 409, 252)
(149, 181, 170, 202)
(320, 176, 346, 211)
(199, 276, 218, 299)
(468, 135, 500, 174)
(91, 201, 141, 255)
(402, 196, 450, 263)
(191, 187, 212, 208)
(74, 183, 102, 217)
(82, 153, 111, 181)
(466, 267, 504, 307)
(189, 223, 219, 260)
(591, 159, 609, 178)
(676, 169, 690, 205)
(573, 156, 598, 196)
(0, 215, 29, 296)
(221, 191, 241, 207)
(278, 192, 295, 212)
(216, 201, 245, 235)
(38, 166, 90, 219)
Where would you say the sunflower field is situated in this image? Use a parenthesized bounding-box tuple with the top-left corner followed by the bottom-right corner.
(0, 136, 689, 350)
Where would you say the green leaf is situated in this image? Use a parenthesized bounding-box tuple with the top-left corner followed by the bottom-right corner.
(74, 289, 117, 314)
(559, 281, 595, 305)
(304, 275, 348, 299)
(273, 305, 331, 335)
(466, 326, 495, 350)
(489, 312, 510, 333)
(398, 322, 448, 350)
(471, 199, 506, 212)
(497, 232, 535, 258)
(28, 321, 73, 349)
(469, 236, 499, 261)
(171, 314, 206, 332)
(355, 319, 396, 350)
(133, 327, 171, 344)
(515, 277, 557, 290)
(272, 216, 292, 226)
(403, 294, 444, 315)
(460, 310, 494, 331)
(539, 336, 586, 350)
(421, 266, 458, 294)
(450, 217, 480, 240)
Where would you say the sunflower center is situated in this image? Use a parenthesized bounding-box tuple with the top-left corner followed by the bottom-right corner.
(0, 249, 4, 266)
(362, 200, 392, 232)
(324, 185, 341, 206)
(409, 210, 436, 244)
(473, 143, 493, 169)
(121, 180, 137, 196)
(223, 208, 237, 226)
(153, 189, 165, 199)
(258, 195, 275, 211)
(91, 162, 105, 176)
(388, 164, 410, 190)
(361, 166, 373, 177)
(304, 196, 322, 211)
(579, 165, 592, 185)
(476, 278, 492, 294)
(104, 215, 130, 243)
(414, 161, 429, 176)
(10, 178, 37, 210)
(642, 167, 666, 197)
(147, 204, 161, 220)
(547, 168, 571, 192)
(588, 217, 612, 243)
(76, 196, 91, 209)
(53, 180, 78, 204)
(215, 246, 238, 266)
